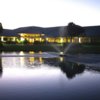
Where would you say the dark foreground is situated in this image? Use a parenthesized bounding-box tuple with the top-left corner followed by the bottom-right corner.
(1, 43, 100, 54)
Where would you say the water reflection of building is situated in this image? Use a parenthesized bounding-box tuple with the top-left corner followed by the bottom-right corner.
(23, 51, 44, 68)
(1, 51, 100, 79)
(25, 57, 44, 68)
(18, 52, 86, 79)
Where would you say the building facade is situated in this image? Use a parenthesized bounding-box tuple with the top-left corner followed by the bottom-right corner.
(0, 25, 100, 44)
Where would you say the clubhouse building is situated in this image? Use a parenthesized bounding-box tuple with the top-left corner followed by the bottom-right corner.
(0, 24, 100, 44)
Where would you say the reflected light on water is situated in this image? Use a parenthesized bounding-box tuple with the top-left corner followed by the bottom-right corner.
(39, 57, 43, 64)
(28, 51, 44, 64)
(1, 52, 100, 100)
(29, 51, 35, 64)
(29, 57, 35, 64)
(20, 57, 25, 67)
(59, 57, 64, 62)
(19, 51, 25, 66)
(2, 51, 62, 79)
(3, 66, 61, 79)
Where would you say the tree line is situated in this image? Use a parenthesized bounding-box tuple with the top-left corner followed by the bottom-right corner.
(0, 23, 3, 33)
(66, 22, 85, 37)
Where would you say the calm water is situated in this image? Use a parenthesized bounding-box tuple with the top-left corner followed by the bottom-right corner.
(0, 52, 100, 100)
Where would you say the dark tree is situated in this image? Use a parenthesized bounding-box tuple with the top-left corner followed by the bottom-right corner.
(0, 23, 3, 47)
(0, 58, 3, 78)
(59, 62, 85, 79)
(0, 23, 3, 33)
(67, 22, 85, 37)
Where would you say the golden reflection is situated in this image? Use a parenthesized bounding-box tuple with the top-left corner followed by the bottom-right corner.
(28, 51, 43, 65)
(20, 57, 25, 67)
(29, 51, 35, 64)
(39, 57, 43, 64)
(28, 57, 43, 66)
(29, 57, 35, 64)
(59, 57, 64, 62)
(19, 51, 25, 66)
(19, 51, 58, 67)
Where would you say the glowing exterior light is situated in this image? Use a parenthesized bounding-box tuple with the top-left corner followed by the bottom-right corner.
(46, 38, 48, 41)
(12, 37, 16, 41)
(19, 51, 24, 55)
(29, 51, 34, 54)
(20, 37, 25, 42)
(39, 38, 42, 42)
(68, 38, 71, 43)
(0, 31, 94, 44)
(79, 37, 81, 43)
(29, 39, 34, 43)
(60, 37, 63, 43)
(59, 57, 64, 62)
(1, 36, 4, 42)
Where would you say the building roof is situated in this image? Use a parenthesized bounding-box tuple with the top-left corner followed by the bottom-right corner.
(0, 26, 60, 37)
(84, 26, 100, 36)
(0, 29, 17, 36)
(0, 25, 100, 37)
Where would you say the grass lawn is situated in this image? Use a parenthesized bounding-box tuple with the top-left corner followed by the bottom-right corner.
(1, 43, 100, 54)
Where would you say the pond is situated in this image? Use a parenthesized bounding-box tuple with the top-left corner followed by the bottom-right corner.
(0, 51, 100, 100)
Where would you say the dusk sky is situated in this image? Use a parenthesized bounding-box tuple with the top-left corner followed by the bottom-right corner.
(0, 0, 100, 29)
